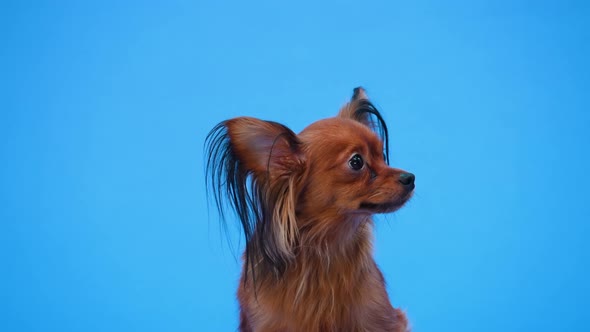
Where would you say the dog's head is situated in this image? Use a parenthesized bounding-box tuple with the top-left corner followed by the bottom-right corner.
(298, 88, 414, 219)
(205, 87, 414, 277)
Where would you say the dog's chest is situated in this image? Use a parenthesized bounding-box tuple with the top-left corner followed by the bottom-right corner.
(247, 269, 392, 331)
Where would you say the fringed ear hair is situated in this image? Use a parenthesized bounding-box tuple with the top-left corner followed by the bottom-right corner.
(205, 117, 305, 284)
(338, 87, 390, 164)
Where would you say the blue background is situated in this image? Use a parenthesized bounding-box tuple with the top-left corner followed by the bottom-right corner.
(3, 1, 589, 331)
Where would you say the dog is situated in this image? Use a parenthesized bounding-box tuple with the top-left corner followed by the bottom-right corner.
(205, 87, 414, 331)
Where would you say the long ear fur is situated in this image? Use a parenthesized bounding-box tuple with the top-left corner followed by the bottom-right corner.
(205, 117, 304, 282)
(338, 87, 390, 164)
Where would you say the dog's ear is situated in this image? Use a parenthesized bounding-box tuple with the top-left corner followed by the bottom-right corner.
(338, 86, 370, 120)
(338, 87, 390, 164)
(225, 117, 304, 179)
(205, 117, 304, 281)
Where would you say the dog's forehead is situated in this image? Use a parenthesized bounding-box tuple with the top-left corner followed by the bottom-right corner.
(299, 117, 382, 149)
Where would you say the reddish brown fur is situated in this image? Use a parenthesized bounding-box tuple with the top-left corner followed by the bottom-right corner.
(207, 88, 414, 331)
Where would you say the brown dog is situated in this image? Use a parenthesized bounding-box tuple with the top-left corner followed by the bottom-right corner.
(206, 88, 414, 331)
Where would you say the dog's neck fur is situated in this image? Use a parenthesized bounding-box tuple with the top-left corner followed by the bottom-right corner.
(243, 217, 379, 329)
(297, 213, 373, 257)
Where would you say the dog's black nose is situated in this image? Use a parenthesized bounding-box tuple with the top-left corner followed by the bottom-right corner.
(398, 172, 415, 188)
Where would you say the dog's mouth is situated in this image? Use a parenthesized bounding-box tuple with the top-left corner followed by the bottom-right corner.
(359, 201, 402, 213)
(359, 192, 413, 213)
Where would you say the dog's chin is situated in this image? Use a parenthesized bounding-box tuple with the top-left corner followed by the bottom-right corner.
(359, 192, 413, 214)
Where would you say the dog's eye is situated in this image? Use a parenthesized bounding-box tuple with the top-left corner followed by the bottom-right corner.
(349, 154, 364, 171)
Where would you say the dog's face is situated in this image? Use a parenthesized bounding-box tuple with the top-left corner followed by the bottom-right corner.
(298, 117, 414, 218)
